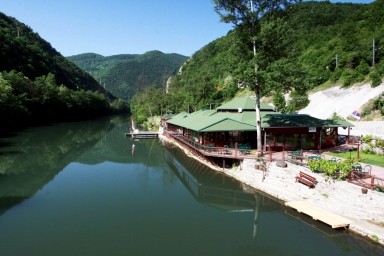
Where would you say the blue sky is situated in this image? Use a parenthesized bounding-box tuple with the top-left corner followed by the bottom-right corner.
(1, 0, 375, 57)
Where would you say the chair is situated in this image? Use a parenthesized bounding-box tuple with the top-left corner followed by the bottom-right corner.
(223, 145, 232, 155)
(363, 165, 372, 175)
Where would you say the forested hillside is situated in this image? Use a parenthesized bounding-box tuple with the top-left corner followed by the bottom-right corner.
(130, 0, 384, 124)
(67, 53, 138, 77)
(0, 12, 115, 97)
(68, 51, 189, 101)
(0, 12, 129, 132)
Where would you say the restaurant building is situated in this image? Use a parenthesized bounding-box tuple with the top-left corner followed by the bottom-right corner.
(164, 97, 354, 154)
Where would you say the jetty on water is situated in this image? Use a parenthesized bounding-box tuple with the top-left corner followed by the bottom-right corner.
(285, 201, 353, 229)
(125, 131, 158, 139)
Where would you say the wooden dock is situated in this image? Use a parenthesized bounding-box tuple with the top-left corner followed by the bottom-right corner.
(285, 201, 353, 229)
(125, 131, 158, 139)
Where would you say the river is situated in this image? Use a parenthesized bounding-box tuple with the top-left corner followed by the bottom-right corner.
(0, 115, 382, 255)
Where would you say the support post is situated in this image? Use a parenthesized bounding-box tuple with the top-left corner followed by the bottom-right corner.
(347, 127, 350, 145)
(371, 175, 374, 189)
(357, 143, 360, 161)
(264, 132, 267, 151)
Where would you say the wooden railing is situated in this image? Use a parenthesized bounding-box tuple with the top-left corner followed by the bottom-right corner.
(165, 132, 256, 159)
(347, 170, 384, 190)
(337, 135, 361, 146)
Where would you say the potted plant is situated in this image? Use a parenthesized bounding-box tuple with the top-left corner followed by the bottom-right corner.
(361, 188, 368, 194)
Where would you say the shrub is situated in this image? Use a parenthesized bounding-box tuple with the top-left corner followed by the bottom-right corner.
(330, 69, 342, 83)
(362, 104, 373, 117)
(360, 134, 373, 143)
(370, 70, 382, 88)
(308, 158, 353, 180)
(355, 60, 370, 75)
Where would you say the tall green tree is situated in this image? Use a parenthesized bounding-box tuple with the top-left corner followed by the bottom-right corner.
(213, 0, 301, 151)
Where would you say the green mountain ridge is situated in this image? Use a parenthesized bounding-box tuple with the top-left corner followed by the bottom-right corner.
(67, 50, 189, 101)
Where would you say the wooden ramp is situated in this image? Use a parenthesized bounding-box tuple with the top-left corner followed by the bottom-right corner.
(285, 201, 353, 229)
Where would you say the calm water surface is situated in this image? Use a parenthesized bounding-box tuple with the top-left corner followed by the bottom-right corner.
(0, 116, 383, 256)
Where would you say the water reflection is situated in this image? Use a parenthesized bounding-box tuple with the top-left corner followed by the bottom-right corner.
(0, 117, 383, 255)
(0, 116, 127, 213)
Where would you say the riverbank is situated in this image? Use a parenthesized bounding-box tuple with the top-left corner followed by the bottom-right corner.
(159, 132, 384, 245)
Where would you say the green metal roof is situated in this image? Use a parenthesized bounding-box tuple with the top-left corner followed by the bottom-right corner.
(216, 97, 275, 111)
(190, 109, 217, 117)
(167, 113, 228, 131)
(168, 112, 354, 132)
(200, 119, 256, 132)
(261, 114, 354, 128)
(323, 120, 355, 128)
(168, 112, 188, 120)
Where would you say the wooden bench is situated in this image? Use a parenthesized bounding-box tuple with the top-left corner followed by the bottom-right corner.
(295, 171, 317, 188)
(286, 151, 305, 166)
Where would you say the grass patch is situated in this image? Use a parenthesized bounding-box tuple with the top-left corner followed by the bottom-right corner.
(322, 194, 329, 198)
(371, 234, 379, 242)
(324, 151, 384, 168)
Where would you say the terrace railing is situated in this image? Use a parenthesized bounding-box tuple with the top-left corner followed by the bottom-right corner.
(166, 132, 256, 159)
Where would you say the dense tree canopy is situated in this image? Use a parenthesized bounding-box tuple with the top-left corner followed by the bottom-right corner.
(130, 1, 384, 126)
(0, 71, 129, 132)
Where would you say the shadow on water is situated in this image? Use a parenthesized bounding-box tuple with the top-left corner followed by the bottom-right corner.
(161, 140, 384, 255)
